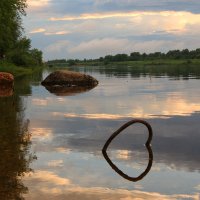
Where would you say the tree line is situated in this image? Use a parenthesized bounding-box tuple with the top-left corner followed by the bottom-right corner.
(0, 0, 43, 66)
(47, 48, 200, 66)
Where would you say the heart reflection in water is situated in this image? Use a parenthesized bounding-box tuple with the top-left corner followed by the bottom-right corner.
(102, 119, 153, 182)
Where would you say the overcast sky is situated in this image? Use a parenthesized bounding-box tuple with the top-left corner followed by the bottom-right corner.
(24, 0, 200, 60)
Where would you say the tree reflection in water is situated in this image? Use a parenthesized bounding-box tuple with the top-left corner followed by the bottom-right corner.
(0, 92, 36, 199)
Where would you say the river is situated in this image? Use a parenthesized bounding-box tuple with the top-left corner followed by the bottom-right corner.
(0, 65, 200, 199)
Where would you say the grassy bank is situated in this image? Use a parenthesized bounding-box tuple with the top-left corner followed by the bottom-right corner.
(46, 58, 200, 68)
(78, 59, 200, 67)
(0, 61, 44, 77)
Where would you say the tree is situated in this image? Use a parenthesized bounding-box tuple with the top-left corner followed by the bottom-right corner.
(130, 52, 141, 61)
(0, 0, 44, 66)
(29, 48, 43, 65)
(104, 55, 114, 62)
(113, 54, 128, 62)
(0, 0, 27, 59)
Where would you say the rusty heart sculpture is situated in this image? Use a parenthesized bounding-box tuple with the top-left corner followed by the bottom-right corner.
(102, 119, 153, 182)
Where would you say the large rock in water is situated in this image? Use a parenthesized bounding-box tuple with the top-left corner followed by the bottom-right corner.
(41, 70, 98, 86)
(0, 72, 14, 97)
(41, 70, 98, 96)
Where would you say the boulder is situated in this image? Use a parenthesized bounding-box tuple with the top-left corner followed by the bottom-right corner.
(0, 72, 14, 97)
(0, 72, 14, 86)
(41, 70, 98, 87)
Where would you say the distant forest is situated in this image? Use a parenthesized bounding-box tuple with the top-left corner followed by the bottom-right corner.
(47, 48, 200, 66)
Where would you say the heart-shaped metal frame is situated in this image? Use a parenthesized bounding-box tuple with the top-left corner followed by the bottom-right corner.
(102, 119, 153, 182)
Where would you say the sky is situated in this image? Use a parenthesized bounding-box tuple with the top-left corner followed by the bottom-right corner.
(24, 0, 200, 60)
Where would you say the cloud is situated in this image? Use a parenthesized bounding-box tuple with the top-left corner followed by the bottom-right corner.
(49, 11, 200, 36)
(24, 169, 199, 200)
(54, 147, 71, 154)
(48, 89, 200, 120)
(69, 38, 131, 57)
(25, 170, 71, 186)
(47, 160, 64, 167)
(32, 98, 48, 106)
(31, 127, 53, 141)
(115, 150, 132, 160)
(27, 0, 50, 9)
(28, 0, 200, 15)
(56, 38, 184, 59)
(35, 10, 200, 59)
(29, 28, 71, 36)
(25, 7, 200, 60)
(30, 28, 46, 34)
(44, 40, 71, 55)
(49, 11, 143, 21)
(44, 31, 71, 36)
(195, 185, 200, 191)
(48, 10, 198, 24)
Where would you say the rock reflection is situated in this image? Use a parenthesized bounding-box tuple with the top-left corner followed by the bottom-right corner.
(43, 85, 97, 96)
(0, 95, 36, 199)
(102, 119, 153, 182)
(0, 85, 13, 97)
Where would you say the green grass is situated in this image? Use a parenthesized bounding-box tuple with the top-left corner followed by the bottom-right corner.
(75, 59, 200, 67)
(0, 61, 44, 77)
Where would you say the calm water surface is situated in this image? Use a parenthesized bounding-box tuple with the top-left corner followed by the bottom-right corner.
(1, 65, 200, 199)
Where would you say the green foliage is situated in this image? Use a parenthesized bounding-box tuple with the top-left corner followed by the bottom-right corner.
(67, 59, 76, 66)
(6, 38, 43, 66)
(0, 0, 43, 67)
(0, 0, 27, 57)
(46, 58, 81, 67)
(0, 60, 43, 77)
(74, 48, 200, 64)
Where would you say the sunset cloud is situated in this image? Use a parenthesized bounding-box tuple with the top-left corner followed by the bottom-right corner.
(47, 160, 64, 167)
(50, 92, 200, 119)
(25, 1, 200, 60)
(24, 170, 199, 200)
(30, 28, 46, 34)
(49, 11, 200, 36)
(25, 170, 71, 186)
(49, 11, 143, 21)
(43, 38, 187, 60)
(49, 11, 200, 23)
(45, 31, 71, 36)
(27, 0, 50, 8)
(32, 98, 48, 105)
(31, 127, 53, 140)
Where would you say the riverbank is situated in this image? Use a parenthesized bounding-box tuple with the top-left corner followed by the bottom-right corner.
(0, 61, 44, 77)
(46, 58, 200, 68)
(79, 59, 200, 67)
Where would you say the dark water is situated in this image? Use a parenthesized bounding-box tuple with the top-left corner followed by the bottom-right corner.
(1, 65, 200, 199)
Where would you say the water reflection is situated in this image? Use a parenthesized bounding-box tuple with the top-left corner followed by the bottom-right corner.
(43, 85, 97, 96)
(0, 72, 42, 199)
(0, 85, 13, 97)
(72, 64, 200, 79)
(102, 143, 153, 182)
(2, 66, 200, 199)
(0, 97, 36, 199)
(102, 119, 153, 182)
